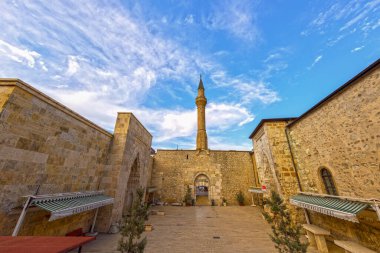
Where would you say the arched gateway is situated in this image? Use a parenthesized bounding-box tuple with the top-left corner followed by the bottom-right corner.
(194, 174, 210, 205)
(123, 156, 140, 215)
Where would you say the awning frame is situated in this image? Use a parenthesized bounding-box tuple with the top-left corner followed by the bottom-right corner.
(12, 190, 113, 236)
(31, 191, 114, 221)
(290, 192, 380, 223)
(248, 187, 264, 193)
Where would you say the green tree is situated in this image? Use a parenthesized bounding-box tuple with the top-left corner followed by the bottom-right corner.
(262, 191, 308, 253)
(119, 187, 149, 253)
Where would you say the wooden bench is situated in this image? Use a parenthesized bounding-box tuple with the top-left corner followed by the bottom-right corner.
(303, 224, 330, 253)
(66, 228, 85, 253)
(334, 240, 376, 253)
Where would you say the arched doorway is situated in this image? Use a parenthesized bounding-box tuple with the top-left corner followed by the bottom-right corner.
(194, 174, 210, 205)
(123, 156, 140, 215)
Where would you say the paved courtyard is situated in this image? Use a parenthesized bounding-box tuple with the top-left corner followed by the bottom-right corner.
(76, 206, 318, 253)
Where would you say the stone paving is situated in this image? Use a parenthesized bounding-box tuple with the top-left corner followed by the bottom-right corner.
(75, 206, 319, 253)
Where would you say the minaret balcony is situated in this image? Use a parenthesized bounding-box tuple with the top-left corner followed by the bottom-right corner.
(195, 96, 207, 106)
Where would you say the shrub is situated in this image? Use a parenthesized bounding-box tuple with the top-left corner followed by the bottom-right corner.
(119, 187, 149, 253)
(184, 185, 192, 206)
(236, 190, 245, 205)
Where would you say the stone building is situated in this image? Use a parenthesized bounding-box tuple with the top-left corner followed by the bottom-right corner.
(1, 57, 379, 252)
(151, 78, 257, 206)
(249, 59, 380, 251)
(0, 79, 152, 236)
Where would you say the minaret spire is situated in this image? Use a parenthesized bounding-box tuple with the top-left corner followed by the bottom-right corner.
(198, 74, 204, 90)
(195, 75, 208, 150)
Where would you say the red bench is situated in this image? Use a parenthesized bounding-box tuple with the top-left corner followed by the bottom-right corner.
(66, 228, 85, 252)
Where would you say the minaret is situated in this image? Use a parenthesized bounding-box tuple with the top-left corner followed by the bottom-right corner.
(195, 75, 208, 150)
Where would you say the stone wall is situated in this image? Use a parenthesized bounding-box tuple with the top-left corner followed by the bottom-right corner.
(288, 65, 380, 198)
(287, 61, 380, 250)
(252, 120, 299, 200)
(96, 113, 152, 232)
(0, 79, 153, 236)
(0, 79, 112, 235)
(151, 149, 255, 205)
(250, 62, 380, 251)
(309, 211, 380, 251)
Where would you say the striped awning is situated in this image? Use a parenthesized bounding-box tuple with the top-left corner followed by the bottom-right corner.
(249, 187, 264, 193)
(30, 191, 114, 221)
(290, 194, 368, 223)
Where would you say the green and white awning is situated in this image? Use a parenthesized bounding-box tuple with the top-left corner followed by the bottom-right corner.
(30, 191, 114, 221)
(290, 194, 368, 223)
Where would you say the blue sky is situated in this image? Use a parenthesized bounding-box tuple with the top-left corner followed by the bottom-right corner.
(0, 0, 379, 150)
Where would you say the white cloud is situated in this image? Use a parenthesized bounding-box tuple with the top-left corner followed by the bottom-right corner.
(211, 71, 280, 105)
(351, 46, 364, 52)
(264, 53, 281, 63)
(0, 39, 40, 68)
(339, 0, 380, 32)
(0, 0, 276, 148)
(66, 56, 80, 76)
(184, 14, 194, 24)
(144, 102, 253, 143)
(308, 55, 323, 70)
(302, 0, 380, 46)
(48, 87, 253, 145)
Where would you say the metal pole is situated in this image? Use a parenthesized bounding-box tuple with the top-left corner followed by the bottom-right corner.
(12, 196, 33, 236)
(304, 209, 310, 224)
(250, 193, 256, 207)
(90, 208, 99, 233)
(374, 201, 380, 221)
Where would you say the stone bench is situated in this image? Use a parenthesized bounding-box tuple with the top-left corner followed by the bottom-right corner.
(334, 240, 376, 253)
(303, 224, 330, 253)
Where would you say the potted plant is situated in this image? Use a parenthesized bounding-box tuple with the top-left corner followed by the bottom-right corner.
(222, 198, 227, 206)
(236, 191, 245, 206)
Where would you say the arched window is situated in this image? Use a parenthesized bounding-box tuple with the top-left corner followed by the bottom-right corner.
(320, 168, 337, 195)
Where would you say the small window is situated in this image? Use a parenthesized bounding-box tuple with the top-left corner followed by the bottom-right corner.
(321, 168, 337, 195)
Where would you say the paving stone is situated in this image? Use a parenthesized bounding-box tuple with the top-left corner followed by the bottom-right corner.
(77, 206, 319, 253)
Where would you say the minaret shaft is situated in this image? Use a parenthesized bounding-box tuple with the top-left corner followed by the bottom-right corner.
(196, 77, 208, 150)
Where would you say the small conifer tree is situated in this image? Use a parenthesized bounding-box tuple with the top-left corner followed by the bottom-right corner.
(236, 190, 245, 205)
(262, 191, 308, 253)
(119, 187, 149, 253)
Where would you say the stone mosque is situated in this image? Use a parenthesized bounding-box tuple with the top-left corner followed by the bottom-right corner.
(151, 77, 256, 206)
(0, 58, 379, 252)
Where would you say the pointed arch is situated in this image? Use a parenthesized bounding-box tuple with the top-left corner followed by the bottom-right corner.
(123, 154, 141, 214)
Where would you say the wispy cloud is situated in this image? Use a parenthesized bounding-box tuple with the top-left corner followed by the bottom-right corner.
(351, 46, 364, 52)
(210, 71, 280, 105)
(184, 14, 194, 24)
(308, 55, 323, 70)
(205, 0, 260, 42)
(0, 39, 42, 68)
(0, 0, 273, 149)
(302, 0, 380, 47)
